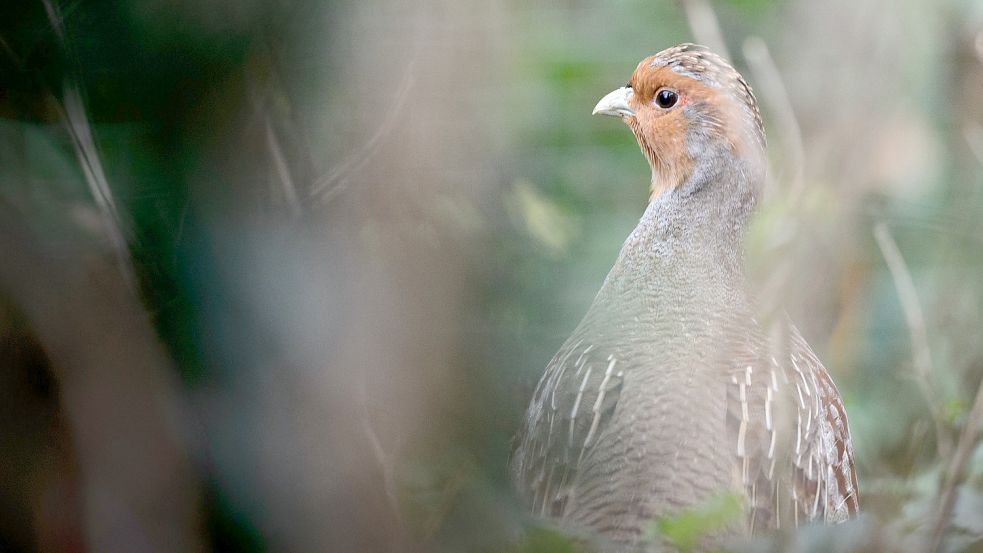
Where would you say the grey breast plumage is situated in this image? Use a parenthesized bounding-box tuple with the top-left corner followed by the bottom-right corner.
(510, 292, 859, 548)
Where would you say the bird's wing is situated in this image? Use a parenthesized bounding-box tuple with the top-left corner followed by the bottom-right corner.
(725, 328, 783, 533)
(787, 327, 860, 524)
(727, 324, 859, 532)
(511, 330, 625, 519)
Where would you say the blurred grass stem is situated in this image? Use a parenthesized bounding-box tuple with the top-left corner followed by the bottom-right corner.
(743, 37, 806, 203)
(265, 117, 303, 218)
(874, 223, 951, 459)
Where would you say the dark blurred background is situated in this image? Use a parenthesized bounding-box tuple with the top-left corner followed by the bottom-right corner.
(1, 0, 982, 551)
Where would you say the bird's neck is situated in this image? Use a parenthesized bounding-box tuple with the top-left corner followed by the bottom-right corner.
(607, 153, 761, 296)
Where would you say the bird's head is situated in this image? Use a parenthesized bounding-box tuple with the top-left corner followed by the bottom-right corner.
(593, 44, 766, 200)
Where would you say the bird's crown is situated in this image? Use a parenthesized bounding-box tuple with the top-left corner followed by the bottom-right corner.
(649, 44, 751, 94)
(646, 43, 765, 147)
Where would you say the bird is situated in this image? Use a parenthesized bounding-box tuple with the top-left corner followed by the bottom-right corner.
(510, 44, 859, 551)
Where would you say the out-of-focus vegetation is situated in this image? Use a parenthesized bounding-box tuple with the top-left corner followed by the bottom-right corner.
(1, 0, 982, 552)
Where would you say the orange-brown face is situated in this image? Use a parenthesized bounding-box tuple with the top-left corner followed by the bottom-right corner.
(593, 49, 764, 199)
(627, 58, 712, 198)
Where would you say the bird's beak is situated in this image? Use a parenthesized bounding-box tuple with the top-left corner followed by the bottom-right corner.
(592, 87, 635, 118)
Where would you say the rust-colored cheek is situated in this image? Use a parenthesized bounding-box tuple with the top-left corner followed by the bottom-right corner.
(629, 109, 695, 200)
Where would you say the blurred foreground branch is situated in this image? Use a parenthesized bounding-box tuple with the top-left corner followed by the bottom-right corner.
(0, 205, 205, 553)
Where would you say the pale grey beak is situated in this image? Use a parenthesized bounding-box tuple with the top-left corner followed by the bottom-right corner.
(592, 87, 635, 118)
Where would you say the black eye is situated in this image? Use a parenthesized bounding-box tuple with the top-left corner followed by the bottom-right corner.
(655, 89, 678, 109)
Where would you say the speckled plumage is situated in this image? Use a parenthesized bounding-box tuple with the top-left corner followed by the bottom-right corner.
(511, 44, 858, 551)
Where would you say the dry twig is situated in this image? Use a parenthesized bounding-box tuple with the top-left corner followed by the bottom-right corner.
(928, 375, 983, 553)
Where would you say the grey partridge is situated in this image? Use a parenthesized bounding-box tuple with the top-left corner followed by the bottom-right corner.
(511, 44, 859, 551)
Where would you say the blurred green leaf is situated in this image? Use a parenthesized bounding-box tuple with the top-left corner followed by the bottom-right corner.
(945, 398, 969, 425)
(508, 179, 579, 257)
(517, 526, 584, 553)
(648, 493, 744, 552)
(547, 60, 598, 85)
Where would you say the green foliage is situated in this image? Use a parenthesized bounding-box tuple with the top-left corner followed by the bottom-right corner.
(647, 493, 744, 552)
(517, 526, 585, 553)
(720, 0, 781, 14)
(508, 179, 580, 257)
(945, 398, 970, 426)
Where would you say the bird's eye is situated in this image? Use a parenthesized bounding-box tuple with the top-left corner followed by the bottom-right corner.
(655, 89, 678, 109)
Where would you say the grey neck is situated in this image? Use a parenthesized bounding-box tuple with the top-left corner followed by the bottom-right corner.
(604, 150, 762, 300)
